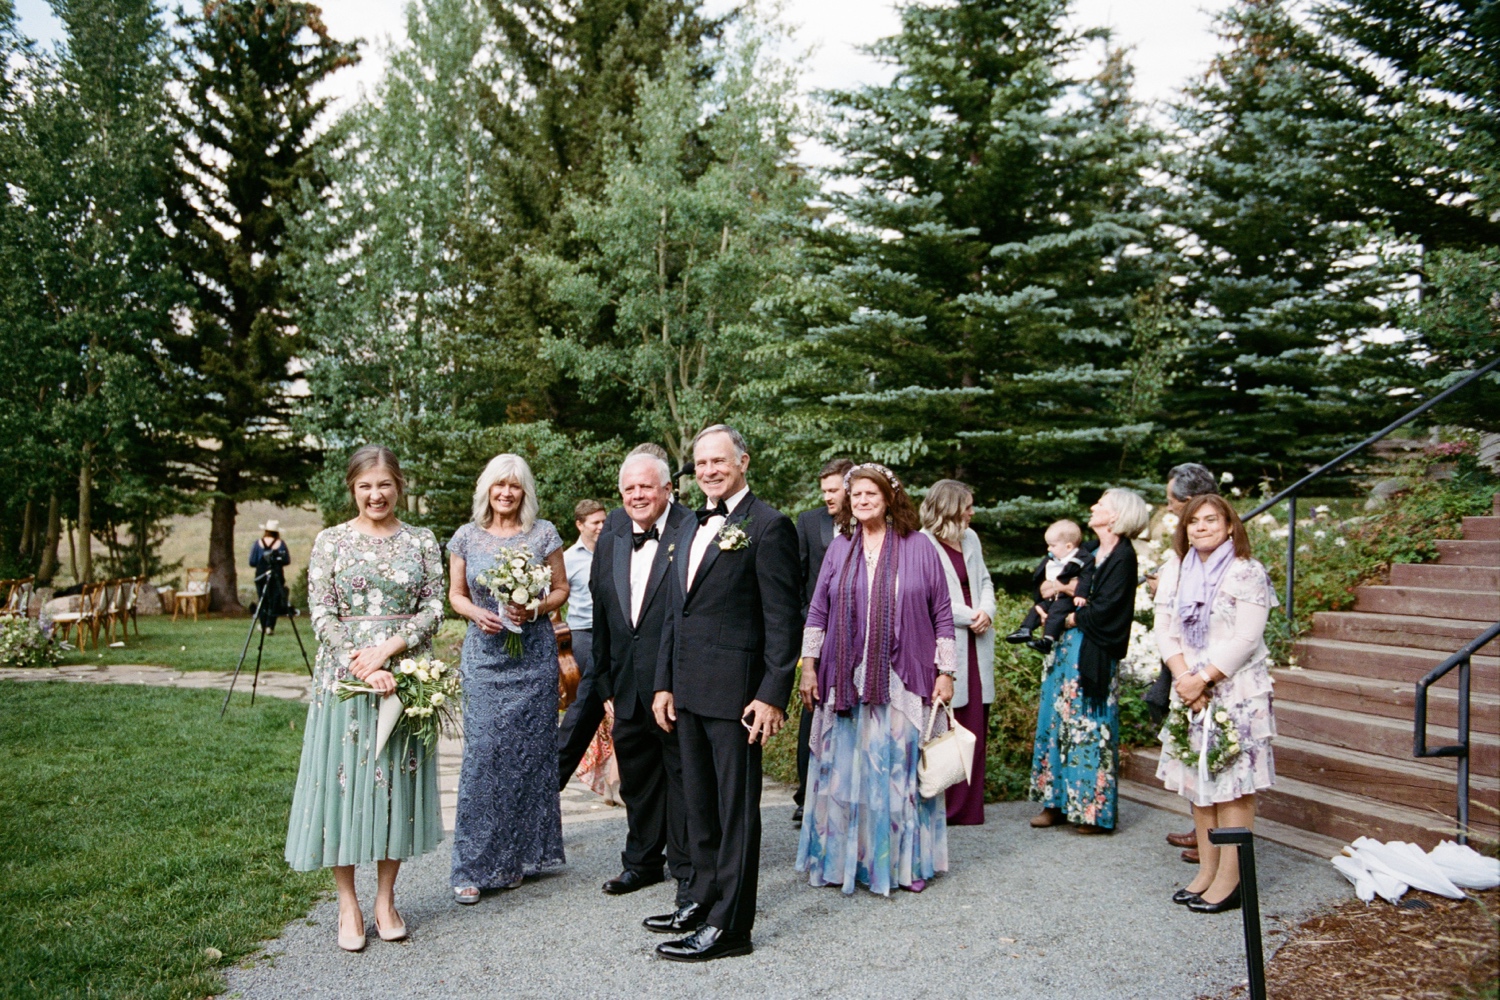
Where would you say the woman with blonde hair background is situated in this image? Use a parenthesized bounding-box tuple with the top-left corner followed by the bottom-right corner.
(1027, 487, 1149, 834)
(285, 446, 446, 951)
(920, 479, 996, 825)
(448, 453, 570, 903)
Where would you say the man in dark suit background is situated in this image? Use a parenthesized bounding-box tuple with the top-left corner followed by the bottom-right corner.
(557, 443, 674, 788)
(648, 424, 800, 962)
(791, 457, 852, 826)
(589, 451, 696, 905)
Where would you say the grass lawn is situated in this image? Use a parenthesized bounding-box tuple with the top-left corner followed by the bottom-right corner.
(0, 683, 327, 1000)
(58, 615, 316, 674)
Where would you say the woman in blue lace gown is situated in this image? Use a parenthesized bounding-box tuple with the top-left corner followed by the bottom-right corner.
(447, 453, 570, 903)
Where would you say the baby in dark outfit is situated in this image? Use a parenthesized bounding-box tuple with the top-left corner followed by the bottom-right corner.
(1005, 519, 1093, 654)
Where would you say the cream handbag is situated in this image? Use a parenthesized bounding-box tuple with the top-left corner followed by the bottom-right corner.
(918, 700, 976, 799)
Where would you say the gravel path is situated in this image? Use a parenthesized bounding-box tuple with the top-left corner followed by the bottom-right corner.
(222, 797, 1346, 1000)
(3, 666, 1349, 998)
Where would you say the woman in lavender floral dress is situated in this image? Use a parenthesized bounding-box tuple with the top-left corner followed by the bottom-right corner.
(446, 453, 570, 903)
(1155, 493, 1276, 914)
(285, 446, 447, 952)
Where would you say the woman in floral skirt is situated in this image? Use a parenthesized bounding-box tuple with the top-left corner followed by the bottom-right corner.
(1154, 493, 1276, 914)
(285, 446, 447, 952)
(797, 463, 955, 895)
(1028, 488, 1149, 834)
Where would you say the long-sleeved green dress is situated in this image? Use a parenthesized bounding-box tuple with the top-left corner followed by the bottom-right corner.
(285, 522, 446, 871)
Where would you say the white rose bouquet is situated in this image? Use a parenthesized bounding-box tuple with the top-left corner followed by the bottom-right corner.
(339, 656, 461, 757)
(475, 543, 553, 656)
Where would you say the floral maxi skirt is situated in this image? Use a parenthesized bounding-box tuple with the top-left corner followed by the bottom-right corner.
(1028, 628, 1120, 829)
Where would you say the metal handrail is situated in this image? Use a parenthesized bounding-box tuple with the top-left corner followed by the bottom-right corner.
(1414, 620, 1500, 846)
(1243, 354, 1500, 623)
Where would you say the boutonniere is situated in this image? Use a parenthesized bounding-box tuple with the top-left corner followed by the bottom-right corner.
(666, 543, 676, 561)
(716, 520, 750, 551)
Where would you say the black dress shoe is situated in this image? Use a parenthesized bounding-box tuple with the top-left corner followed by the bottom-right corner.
(792, 806, 803, 828)
(643, 902, 702, 934)
(1171, 888, 1203, 905)
(655, 924, 753, 962)
(1187, 886, 1242, 913)
(1027, 637, 1054, 654)
(603, 869, 665, 895)
(1004, 629, 1033, 645)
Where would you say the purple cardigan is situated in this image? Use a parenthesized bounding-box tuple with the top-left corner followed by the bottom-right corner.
(806, 529, 955, 704)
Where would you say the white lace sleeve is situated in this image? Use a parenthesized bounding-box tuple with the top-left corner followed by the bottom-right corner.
(800, 627, 826, 660)
(935, 636, 956, 676)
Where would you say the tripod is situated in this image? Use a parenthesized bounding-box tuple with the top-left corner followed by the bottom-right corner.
(220, 566, 313, 718)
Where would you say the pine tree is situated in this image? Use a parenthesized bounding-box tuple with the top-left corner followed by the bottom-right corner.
(758, 0, 1163, 569)
(166, 0, 357, 609)
(533, 27, 813, 470)
(7, 0, 181, 584)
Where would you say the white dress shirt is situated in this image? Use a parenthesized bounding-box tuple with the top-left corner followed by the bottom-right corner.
(687, 484, 751, 586)
(629, 508, 671, 626)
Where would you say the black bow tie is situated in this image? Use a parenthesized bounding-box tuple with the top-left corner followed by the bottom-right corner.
(631, 525, 660, 551)
(696, 499, 730, 525)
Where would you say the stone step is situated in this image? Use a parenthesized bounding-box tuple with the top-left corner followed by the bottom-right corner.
(1275, 701, 1500, 776)
(1436, 539, 1500, 567)
(1273, 667, 1500, 734)
(1273, 735, 1500, 816)
(1462, 515, 1500, 541)
(1389, 562, 1500, 591)
(1117, 777, 1347, 858)
(1353, 584, 1500, 623)
(1293, 637, 1500, 691)
(1124, 749, 1497, 849)
(1311, 611, 1493, 653)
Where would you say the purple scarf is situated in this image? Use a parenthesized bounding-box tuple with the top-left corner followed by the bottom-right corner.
(1177, 539, 1236, 649)
(826, 524, 899, 712)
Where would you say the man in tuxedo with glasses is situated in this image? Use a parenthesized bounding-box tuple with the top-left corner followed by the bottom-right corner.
(648, 424, 800, 962)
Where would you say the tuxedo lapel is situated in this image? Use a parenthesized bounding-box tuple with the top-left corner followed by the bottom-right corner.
(689, 491, 754, 597)
(612, 526, 632, 624)
(820, 509, 834, 550)
(642, 505, 686, 619)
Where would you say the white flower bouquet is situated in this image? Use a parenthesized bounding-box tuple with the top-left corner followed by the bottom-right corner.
(339, 656, 461, 757)
(475, 543, 553, 656)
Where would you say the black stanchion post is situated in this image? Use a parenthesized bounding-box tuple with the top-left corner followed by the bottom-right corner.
(1209, 826, 1266, 1000)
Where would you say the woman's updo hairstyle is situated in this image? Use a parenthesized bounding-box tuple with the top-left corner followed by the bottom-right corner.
(345, 445, 406, 507)
(836, 463, 921, 537)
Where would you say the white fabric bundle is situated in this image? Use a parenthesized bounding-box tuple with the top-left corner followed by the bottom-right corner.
(1330, 837, 1497, 904)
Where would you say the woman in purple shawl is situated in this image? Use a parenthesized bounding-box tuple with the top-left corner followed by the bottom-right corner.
(796, 464, 956, 895)
(1154, 493, 1276, 914)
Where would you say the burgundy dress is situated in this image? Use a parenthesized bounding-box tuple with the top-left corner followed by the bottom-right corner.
(941, 542, 988, 825)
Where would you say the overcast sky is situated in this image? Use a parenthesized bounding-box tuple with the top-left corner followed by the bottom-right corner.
(15, 0, 1231, 120)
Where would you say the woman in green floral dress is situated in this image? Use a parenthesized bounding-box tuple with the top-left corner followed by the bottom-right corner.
(285, 446, 447, 951)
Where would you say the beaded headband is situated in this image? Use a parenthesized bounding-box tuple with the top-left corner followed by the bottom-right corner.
(843, 462, 904, 494)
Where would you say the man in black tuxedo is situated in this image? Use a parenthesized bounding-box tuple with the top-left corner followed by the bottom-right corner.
(791, 457, 852, 826)
(557, 444, 675, 788)
(589, 452, 696, 905)
(648, 424, 800, 962)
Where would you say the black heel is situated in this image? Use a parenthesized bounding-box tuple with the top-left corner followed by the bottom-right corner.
(1186, 885, 1241, 913)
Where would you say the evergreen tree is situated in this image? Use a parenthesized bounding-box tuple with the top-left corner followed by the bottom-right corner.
(166, 0, 357, 609)
(533, 28, 813, 470)
(1159, 0, 1411, 490)
(6, 0, 180, 584)
(288, 0, 624, 533)
(759, 0, 1163, 569)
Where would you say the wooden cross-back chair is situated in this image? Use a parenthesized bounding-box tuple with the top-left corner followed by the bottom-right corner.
(1, 577, 33, 619)
(174, 567, 211, 622)
(51, 581, 105, 650)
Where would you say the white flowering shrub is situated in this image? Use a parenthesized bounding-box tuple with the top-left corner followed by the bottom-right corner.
(0, 617, 61, 668)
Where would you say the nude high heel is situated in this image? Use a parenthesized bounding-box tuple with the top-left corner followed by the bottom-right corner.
(375, 909, 408, 942)
(338, 909, 367, 952)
